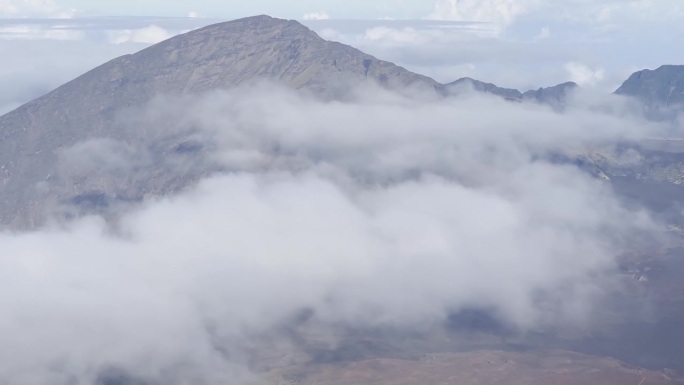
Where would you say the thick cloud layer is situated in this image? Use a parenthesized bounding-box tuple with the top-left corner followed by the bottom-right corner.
(0, 84, 663, 384)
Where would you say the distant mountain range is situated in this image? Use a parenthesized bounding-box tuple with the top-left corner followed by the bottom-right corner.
(0, 14, 682, 228)
(443, 77, 578, 106)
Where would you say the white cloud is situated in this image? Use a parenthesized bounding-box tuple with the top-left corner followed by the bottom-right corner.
(422, 0, 684, 35)
(537, 0, 684, 26)
(0, 0, 75, 18)
(302, 11, 330, 20)
(428, 0, 542, 28)
(0, 78, 667, 383)
(364, 26, 426, 44)
(108, 24, 173, 45)
(0, 0, 55, 14)
(0, 24, 84, 40)
(565, 62, 605, 86)
(535, 26, 551, 40)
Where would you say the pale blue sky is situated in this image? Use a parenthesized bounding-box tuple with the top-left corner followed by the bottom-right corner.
(4, 0, 683, 24)
(8, 0, 431, 18)
(0, 0, 683, 112)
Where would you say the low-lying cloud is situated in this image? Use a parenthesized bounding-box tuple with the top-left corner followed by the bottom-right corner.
(1, 84, 664, 384)
(108, 24, 175, 45)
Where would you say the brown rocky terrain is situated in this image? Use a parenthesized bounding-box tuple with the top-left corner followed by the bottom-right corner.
(256, 350, 682, 385)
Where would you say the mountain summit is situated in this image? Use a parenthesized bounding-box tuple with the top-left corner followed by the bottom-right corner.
(106, 15, 439, 96)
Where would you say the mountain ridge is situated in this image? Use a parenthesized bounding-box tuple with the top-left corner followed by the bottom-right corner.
(443, 77, 578, 106)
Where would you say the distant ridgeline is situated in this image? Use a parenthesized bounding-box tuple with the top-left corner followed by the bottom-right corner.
(443, 77, 578, 107)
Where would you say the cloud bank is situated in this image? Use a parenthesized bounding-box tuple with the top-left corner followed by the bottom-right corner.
(0, 83, 663, 383)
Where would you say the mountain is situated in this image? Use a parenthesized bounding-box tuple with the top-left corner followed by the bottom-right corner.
(615, 65, 684, 107)
(444, 77, 523, 100)
(522, 81, 578, 105)
(0, 15, 441, 229)
(444, 77, 578, 105)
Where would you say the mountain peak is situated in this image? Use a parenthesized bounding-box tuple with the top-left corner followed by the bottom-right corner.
(185, 14, 312, 38)
(0, 15, 438, 228)
(615, 65, 684, 107)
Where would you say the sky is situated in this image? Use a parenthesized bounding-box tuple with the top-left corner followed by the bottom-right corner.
(1, 0, 682, 21)
(0, 0, 682, 104)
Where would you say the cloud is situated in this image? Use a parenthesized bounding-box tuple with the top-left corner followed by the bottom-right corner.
(425, 0, 684, 27)
(565, 62, 605, 86)
(0, 0, 55, 15)
(108, 24, 173, 44)
(0, 24, 84, 40)
(364, 26, 430, 44)
(428, 0, 542, 31)
(535, 26, 551, 40)
(302, 11, 330, 20)
(0, 82, 663, 383)
(0, 0, 75, 18)
(555, 0, 684, 25)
